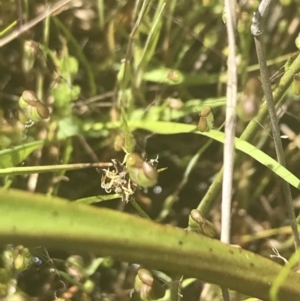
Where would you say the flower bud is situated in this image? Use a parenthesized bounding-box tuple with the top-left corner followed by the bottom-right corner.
(22, 40, 39, 73)
(83, 279, 95, 294)
(14, 248, 32, 272)
(126, 153, 158, 187)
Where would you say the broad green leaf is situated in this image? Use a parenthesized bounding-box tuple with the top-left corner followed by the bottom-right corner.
(1, 188, 300, 301)
(0, 140, 44, 169)
(129, 121, 300, 191)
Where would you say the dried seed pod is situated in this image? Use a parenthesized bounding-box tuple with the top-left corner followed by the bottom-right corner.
(187, 209, 216, 238)
(135, 269, 165, 301)
(237, 77, 263, 122)
(126, 153, 158, 188)
(19, 90, 50, 122)
(197, 107, 214, 132)
(293, 73, 300, 95)
(137, 269, 154, 286)
(114, 132, 136, 152)
(22, 40, 39, 73)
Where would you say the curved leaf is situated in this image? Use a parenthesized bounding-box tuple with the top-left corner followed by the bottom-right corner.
(0, 140, 44, 169)
(129, 121, 300, 190)
(1, 188, 300, 301)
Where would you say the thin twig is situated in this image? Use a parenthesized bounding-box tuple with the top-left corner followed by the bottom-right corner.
(0, 0, 71, 48)
(222, 0, 237, 245)
(254, 35, 300, 249)
(130, 200, 152, 220)
(0, 162, 113, 176)
(198, 53, 300, 216)
(220, 1, 238, 300)
(251, 0, 275, 36)
(252, 0, 300, 250)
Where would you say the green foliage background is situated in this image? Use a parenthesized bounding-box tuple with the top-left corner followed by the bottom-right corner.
(1, 0, 300, 300)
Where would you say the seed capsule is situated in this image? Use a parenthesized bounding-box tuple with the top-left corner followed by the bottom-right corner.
(23, 40, 39, 73)
(197, 107, 214, 132)
(188, 209, 216, 238)
(125, 153, 158, 188)
(114, 133, 136, 152)
(19, 90, 50, 122)
(135, 269, 165, 301)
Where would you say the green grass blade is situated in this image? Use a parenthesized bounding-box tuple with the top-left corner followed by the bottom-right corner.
(128, 121, 300, 191)
(0, 21, 18, 37)
(0, 140, 44, 169)
(75, 194, 121, 204)
(52, 17, 96, 96)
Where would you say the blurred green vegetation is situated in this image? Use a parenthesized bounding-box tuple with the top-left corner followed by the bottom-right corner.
(1, 0, 300, 300)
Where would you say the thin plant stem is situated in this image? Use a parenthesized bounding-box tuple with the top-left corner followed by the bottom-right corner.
(253, 35, 300, 250)
(16, 0, 23, 27)
(97, 0, 105, 30)
(170, 276, 182, 301)
(53, 17, 97, 96)
(221, 287, 230, 301)
(0, 162, 113, 176)
(125, 0, 151, 62)
(0, 0, 71, 48)
(156, 137, 213, 222)
(222, 0, 238, 245)
(0, 21, 18, 37)
(130, 200, 152, 220)
(220, 0, 237, 300)
(250, 0, 300, 250)
(197, 53, 300, 216)
(251, 0, 275, 36)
